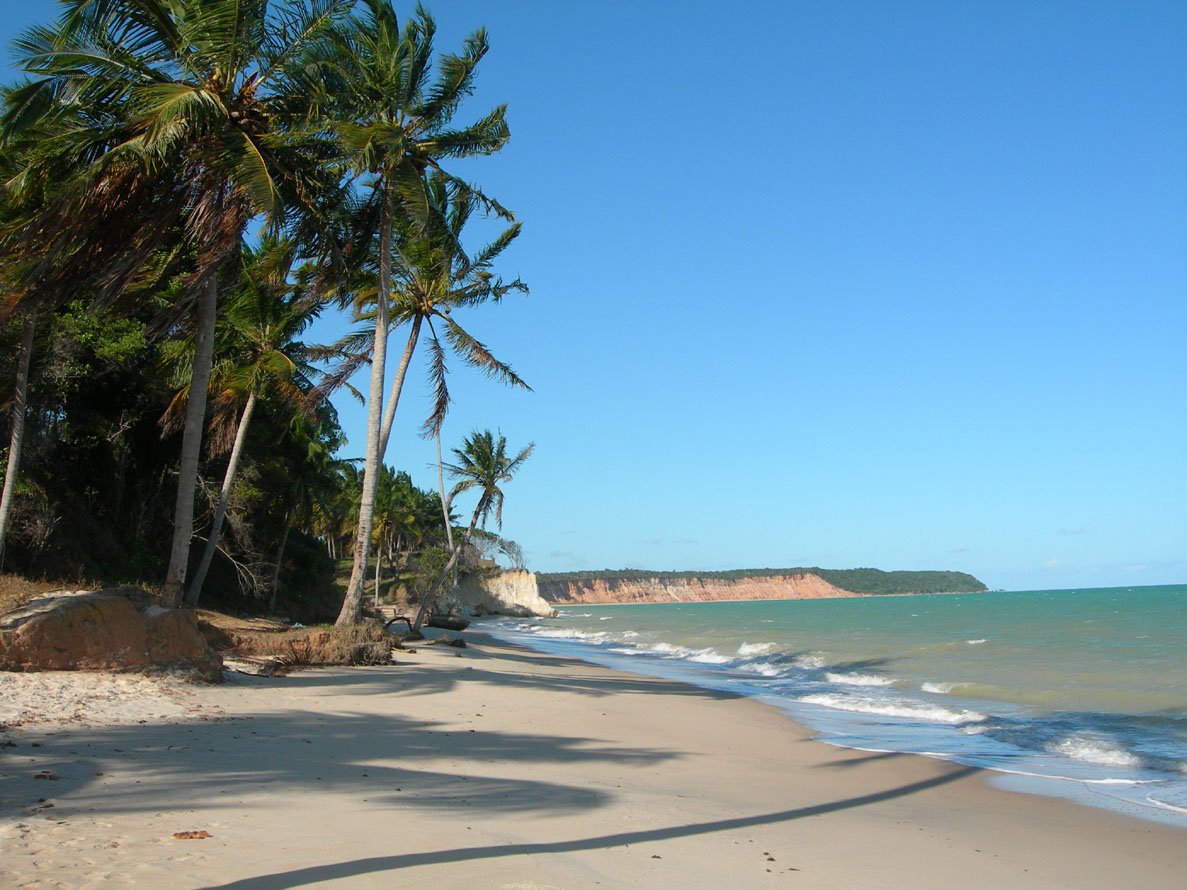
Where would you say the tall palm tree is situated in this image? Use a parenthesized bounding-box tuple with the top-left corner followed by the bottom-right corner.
(319, 2, 515, 627)
(171, 238, 322, 606)
(332, 173, 529, 625)
(6, 0, 349, 606)
(412, 429, 532, 632)
(0, 312, 36, 571)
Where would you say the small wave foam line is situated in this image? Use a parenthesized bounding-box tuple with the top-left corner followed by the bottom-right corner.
(737, 642, 778, 656)
(736, 661, 785, 678)
(799, 693, 987, 724)
(1146, 795, 1187, 814)
(825, 672, 896, 687)
(1051, 735, 1142, 768)
(922, 681, 968, 694)
(988, 766, 1161, 785)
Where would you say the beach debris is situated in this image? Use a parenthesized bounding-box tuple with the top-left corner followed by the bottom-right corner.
(222, 655, 286, 677)
(33, 771, 58, 780)
(172, 830, 211, 840)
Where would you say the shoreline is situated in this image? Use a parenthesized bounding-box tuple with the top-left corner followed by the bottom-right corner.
(486, 612, 1187, 830)
(2, 632, 1185, 888)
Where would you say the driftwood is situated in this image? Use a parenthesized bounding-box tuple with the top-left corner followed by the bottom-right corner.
(222, 655, 286, 677)
(384, 615, 413, 632)
(426, 614, 469, 631)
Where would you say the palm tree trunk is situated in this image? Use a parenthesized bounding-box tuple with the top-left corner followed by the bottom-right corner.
(377, 314, 423, 459)
(435, 429, 455, 555)
(373, 544, 382, 607)
(412, 507, 481, 633)
(0, 313, 36, 571)
(336, 185, 393, 628)
(268, 510, 291, 612)
(162, 273, 220, 607)
(184, 389, 257, 606)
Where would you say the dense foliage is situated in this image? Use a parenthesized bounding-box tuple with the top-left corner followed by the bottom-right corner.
(537, 568, 988, 596)
(0, 1, 532, 623)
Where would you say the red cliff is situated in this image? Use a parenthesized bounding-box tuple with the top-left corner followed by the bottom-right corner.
(537, 573, 860, 605)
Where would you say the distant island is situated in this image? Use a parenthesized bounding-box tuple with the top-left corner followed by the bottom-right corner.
(535, 568, 988, 605)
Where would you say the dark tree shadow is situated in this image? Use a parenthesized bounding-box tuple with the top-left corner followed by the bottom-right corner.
(0, 662, 684, 824)
(198, 765, 980, 889)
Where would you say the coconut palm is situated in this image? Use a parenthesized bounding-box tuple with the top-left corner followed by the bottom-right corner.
(412, 429, 532, 632)
(169, 238, 323, 606)
(319, 2, 515, 626)
(5, 0, 350, 605)
(332, 173, 528, 625)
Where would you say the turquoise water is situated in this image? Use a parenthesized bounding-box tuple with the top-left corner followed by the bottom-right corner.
(485, 585, 1187, 825)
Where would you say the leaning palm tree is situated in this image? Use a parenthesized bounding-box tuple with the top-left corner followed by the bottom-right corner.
(170, 238, 323, 606)
(333, 173, 528, 625)
(319, 2, 515, 626)
(412, 429, 533, 632)
(5, 0, 349, 605)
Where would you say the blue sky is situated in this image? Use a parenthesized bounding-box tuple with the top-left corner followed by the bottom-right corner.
(4, 1, 1185, 590)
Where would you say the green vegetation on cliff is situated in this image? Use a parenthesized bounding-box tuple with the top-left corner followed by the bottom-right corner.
(536, 568, 988, 596)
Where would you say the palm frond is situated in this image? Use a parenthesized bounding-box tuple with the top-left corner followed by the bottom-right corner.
(443, 318, 531, 390)
(419, 318, 450, 438)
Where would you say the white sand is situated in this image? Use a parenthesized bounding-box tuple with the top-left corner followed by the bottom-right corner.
(0, 671, 220, 729)
(1, 633, 1184, 888)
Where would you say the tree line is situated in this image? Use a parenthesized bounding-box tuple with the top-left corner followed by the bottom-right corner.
(0, 0, 534, 626)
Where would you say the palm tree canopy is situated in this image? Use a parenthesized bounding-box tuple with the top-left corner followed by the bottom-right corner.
(2, 0, 351, 315)
(159, 236, 324, 451)
(312, 0, 511, 230)
(444, 429, 533, 531)
(324, 171, 530, 435)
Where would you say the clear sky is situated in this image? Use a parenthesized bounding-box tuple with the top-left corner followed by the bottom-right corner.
(4, 1, 1185, 591)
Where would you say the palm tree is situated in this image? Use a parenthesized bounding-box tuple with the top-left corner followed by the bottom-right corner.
(6, 0, 349, 606)
(412, 429, 532, 632)
(171, 238, 323, 606)
(320, 1, 515, 627)
(0, 312, 36, 570)
(332, 173, 529, 625)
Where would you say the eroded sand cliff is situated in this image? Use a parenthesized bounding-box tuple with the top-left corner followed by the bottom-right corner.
(537, 572, 859, 605)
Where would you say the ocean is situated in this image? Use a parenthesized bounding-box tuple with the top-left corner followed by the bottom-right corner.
(483, 584, 1187, 826)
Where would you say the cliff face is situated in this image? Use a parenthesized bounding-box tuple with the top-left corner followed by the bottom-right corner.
(455, 569, 557, 618)
(537, 573, 859, 605)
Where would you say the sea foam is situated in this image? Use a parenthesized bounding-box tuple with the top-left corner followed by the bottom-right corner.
(1051, 735, 1142, 768)
(826, 672, 896, 687)
(737, 642, 778, 656)
(799, 693, 987, 725)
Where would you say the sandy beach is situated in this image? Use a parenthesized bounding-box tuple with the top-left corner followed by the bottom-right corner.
(2, 632, 1184, 889)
